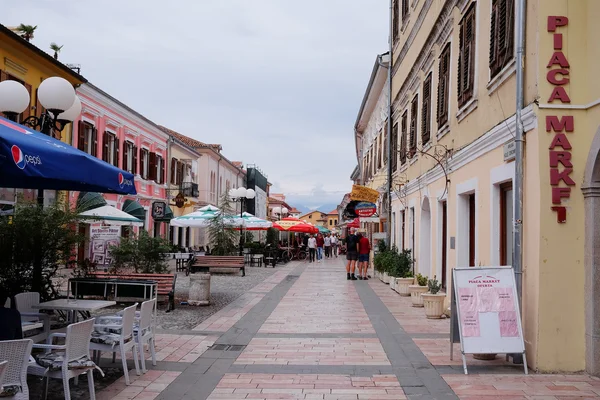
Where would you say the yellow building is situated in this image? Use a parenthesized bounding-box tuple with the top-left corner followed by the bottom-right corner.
(0, 24, 86, 207)
(326, 210, 339, 230)
(374, 0, 600, 374)
(299, 211, 328, 227)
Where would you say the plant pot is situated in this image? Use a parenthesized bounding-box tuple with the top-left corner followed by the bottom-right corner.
(389, 277, 396, 290)
(422, 293, 446, 319)
(473, 353, 497, 360)
(395, 277, 414, 296)
(409, 285, 429, 307)
(383, 272, 390, 284)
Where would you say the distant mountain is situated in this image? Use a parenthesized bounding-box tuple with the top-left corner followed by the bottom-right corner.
(294, 203, 338, 215)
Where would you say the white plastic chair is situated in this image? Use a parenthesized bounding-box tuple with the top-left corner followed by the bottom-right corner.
(0, 360, 7, 388)
(14, 292, 51, 343)
(0, 339, 33, 400)
(135, 299, 157, 372)
(28, 318, 100, 400)
(91, 303, 140, 385)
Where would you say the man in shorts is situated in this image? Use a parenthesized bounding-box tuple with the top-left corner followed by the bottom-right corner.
(357, 232, 371, 280)
(345, 229, 359, 280)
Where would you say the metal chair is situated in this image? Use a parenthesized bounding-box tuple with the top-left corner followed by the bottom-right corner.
(90, 303, 140, 385)
(28, 319, 100, 400)
(0, 339, 32, 399)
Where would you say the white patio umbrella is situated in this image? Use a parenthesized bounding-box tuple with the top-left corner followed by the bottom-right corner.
(78, 204, 144, 226)
(239, 212, 272, 230)
(170, 206, 243, 228)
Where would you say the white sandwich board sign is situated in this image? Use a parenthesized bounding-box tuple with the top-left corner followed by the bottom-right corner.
(452, 266, 528, 374)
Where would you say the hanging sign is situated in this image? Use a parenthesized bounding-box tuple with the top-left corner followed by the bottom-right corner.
(452, 267, 528, 375)
(152, 201, 166, 219)
(350, 185, 380, 204)
(174, 193, 186, 208)
(355, 201, 377, 217)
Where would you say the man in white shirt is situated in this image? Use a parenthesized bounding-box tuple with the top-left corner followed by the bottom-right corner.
(330, 235, 338, 257)
(307, 235, 317, 263)
(324, 234, 332, 258)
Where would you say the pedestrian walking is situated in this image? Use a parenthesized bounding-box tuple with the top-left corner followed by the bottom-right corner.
(357, 232, 371, 280)
(331, 234, 338, 257)
(307, 234, 316, 262)
(316, 233, 325, 262)
(345, 229, 359, 280)
(324, 234, 331, 258)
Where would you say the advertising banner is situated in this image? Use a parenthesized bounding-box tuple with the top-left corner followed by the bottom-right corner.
(350, 185, 380, 204)
(90, 226, 121, 266)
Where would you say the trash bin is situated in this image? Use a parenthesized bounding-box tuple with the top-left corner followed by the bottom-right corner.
(188, 273, 210, 306)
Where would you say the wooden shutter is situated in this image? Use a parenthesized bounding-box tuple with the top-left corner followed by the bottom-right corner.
(177, 161, 184, 185)
(392, 0, 399, 41)
(159, 156, 165, 184)
(122, 142, 129, 171)
(91, 127, 98, 157)
(133, 146, 138, 175)
(149, 152, 157, 181)
(77, 121, 86, 151)
(458, 3, 476, 107)
(140, 150, 146, 179)
(400, 112, 407, 164)
(22, 83, 32, 120)
(402, 0, 409, 22)
(437, 44, 450, 127)
(490, 0, 499, 68)
(102, 132, 108, 162)
(113, 136, 120, 167)
(410, 96, 418, 153)
(171, 158, 176, 184)
(421, 74, 432, 145)
(0, 70, 7, 81)
(391, 122, 399, 170)
(382, 123, 388, 167)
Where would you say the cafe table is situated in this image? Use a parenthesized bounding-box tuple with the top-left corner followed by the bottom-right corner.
(33, 299, 116, 323)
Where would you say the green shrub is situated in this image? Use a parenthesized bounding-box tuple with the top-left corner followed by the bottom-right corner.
(109, 230, 171, 274)
(428, 275, 442, 294)
(416, 273, 428, 286)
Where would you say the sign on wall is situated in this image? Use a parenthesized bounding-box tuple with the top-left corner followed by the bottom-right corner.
(355, 202, 377, 217)
(451, 267, 528, 375)
(90, 226, 121, 266)
(152, 201, 166, 219)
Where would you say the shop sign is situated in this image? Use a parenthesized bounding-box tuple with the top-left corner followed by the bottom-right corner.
(350, 185, 380, 204)
(152, 201, 166, 219)
(175, 193, 185, 208)
(90, 226, 120, 266)
(547, 16, 574, 223)
(355, 201, 377, 217)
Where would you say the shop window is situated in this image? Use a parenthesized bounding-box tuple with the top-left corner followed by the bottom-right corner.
(490, 0, 515, 78)
(458, 2, 477, 108)
(437, 43, 451, 127)
(421, 73, 432, 145)
(500, 182, 513, 265)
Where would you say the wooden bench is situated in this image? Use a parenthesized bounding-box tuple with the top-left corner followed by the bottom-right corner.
(187, 256, 245, 276)
(87, 272, 177, 312)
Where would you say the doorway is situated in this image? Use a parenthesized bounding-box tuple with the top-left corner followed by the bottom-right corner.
(441, 201, 448, 289)
(419, 197, 431, 277)
(468, 194, 476, 267)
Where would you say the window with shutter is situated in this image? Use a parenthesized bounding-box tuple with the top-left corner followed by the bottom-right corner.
(391, 122, 399, 171)
(22, 83, 32, 121)
(400, 113, 407, 164)
(490, 0, 515, 78)
(122, 142, 129, 171)
(458, 2, 477, 108)
(149, 152, 157, 181)
(158, 155, 164, 184)
(102, 132, 109, 162)
(91, 127, 98, 157)
(171, 158, 177, 184)
(402, 0, 409, 23)
(409, 96, 418, 154)
(382, 122, 388, 167)
(113, 136, 119, 168)
(35, 88, 44, 123)
(437, 44, 451, 127)
(141, 149, 149, 180)
(422, 73, 432, 145)
(392, 0, 400, 42)
(77, 121, 86, 151)
(378, 132, 383, 170)
(132, 146, 138, 174)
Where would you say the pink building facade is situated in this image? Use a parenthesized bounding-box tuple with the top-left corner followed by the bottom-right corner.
(71, 83, 169, 238)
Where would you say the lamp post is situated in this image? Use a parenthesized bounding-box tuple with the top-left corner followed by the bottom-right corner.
(229, 187, 256, 255)
(0, 76, 81, 205)
(272, 206, 288, 246)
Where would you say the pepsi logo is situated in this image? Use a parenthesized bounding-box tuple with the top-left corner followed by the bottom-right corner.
(118, 172, 133, 188)
(11, 145, 41, 169)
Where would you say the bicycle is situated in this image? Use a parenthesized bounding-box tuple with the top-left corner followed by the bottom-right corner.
(281, 246, 308, 262)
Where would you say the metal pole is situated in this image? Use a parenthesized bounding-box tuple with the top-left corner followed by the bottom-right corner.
(511, 0, 526, 366)
(386, 0, 393, 246)
(513, 0, 526, 307)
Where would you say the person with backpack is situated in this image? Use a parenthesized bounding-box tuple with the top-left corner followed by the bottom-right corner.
(345, 229, 359, 280)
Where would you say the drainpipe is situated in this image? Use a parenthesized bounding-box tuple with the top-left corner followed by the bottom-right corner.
(513, 0, 526, 307)
(386, 0, 393, 246)
(166, 136, 174, 242)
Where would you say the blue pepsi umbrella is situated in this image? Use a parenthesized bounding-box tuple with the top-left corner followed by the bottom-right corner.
(0, 117, 136, 195)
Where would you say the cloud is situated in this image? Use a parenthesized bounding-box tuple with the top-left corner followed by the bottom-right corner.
(4, 0, 387, 206)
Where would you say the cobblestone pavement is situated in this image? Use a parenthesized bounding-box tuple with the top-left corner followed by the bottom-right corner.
(64, 258, 600, 399)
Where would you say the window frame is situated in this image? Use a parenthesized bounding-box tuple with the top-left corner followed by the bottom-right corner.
(409, 95, 419, 156)
(457, 2, 477, 109)
(489, 0, 515, 79)
(421, 73, 432, 146)
(400, 113, 407, 165)
(437, 43, 451, 128)
(140, 148, 149, 180)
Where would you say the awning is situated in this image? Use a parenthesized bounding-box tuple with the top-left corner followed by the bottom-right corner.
(153, 205, 174, 222)
(122, 199, 146, 221)
(76, 192, 107, 213)
(79, 204, 144, 226)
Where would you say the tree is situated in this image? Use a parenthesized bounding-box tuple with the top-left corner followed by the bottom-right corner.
(0, 201, 83, 300)
(208, 193, 238, 256)
(50, 42, 63, 60)
(16, 24, 37, 41)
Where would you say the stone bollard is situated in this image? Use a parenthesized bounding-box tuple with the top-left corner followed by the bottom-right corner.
(188, 274, 210, 306)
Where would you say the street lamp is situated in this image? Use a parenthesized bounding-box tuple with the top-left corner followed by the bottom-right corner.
(0, 76, 80, 205)
(229, 187, 256, 255)
(272, 206, 288, 219)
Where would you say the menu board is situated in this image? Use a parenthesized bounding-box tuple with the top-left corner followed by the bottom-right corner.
(452, 267, 525, 356)
(90, 226, 121, 266)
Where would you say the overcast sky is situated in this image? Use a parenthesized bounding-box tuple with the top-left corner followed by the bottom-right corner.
(4, 1, 388, 210)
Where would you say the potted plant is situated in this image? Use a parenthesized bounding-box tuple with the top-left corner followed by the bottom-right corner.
(422, 276, 446, 318)
(409, 273, 429, 307)
(373, 240, 388, 280)
(393, 249, 414, 296)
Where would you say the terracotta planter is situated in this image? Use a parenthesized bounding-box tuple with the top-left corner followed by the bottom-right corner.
(409, 285, 429, 307)
(422, 293, 446, 319)
(395, 277, 414, 296)
(473, 353, 497, 360)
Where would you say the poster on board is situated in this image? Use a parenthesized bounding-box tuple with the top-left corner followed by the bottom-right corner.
(452, 266, 528, 375)
(90, 226, 121, 267)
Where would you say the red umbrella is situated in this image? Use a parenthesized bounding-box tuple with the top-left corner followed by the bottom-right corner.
(347, 218, 360, 228)
(273, 217, 318, 233)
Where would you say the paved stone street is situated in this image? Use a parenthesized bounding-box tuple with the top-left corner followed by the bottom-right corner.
(88, 258, 600, 400)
